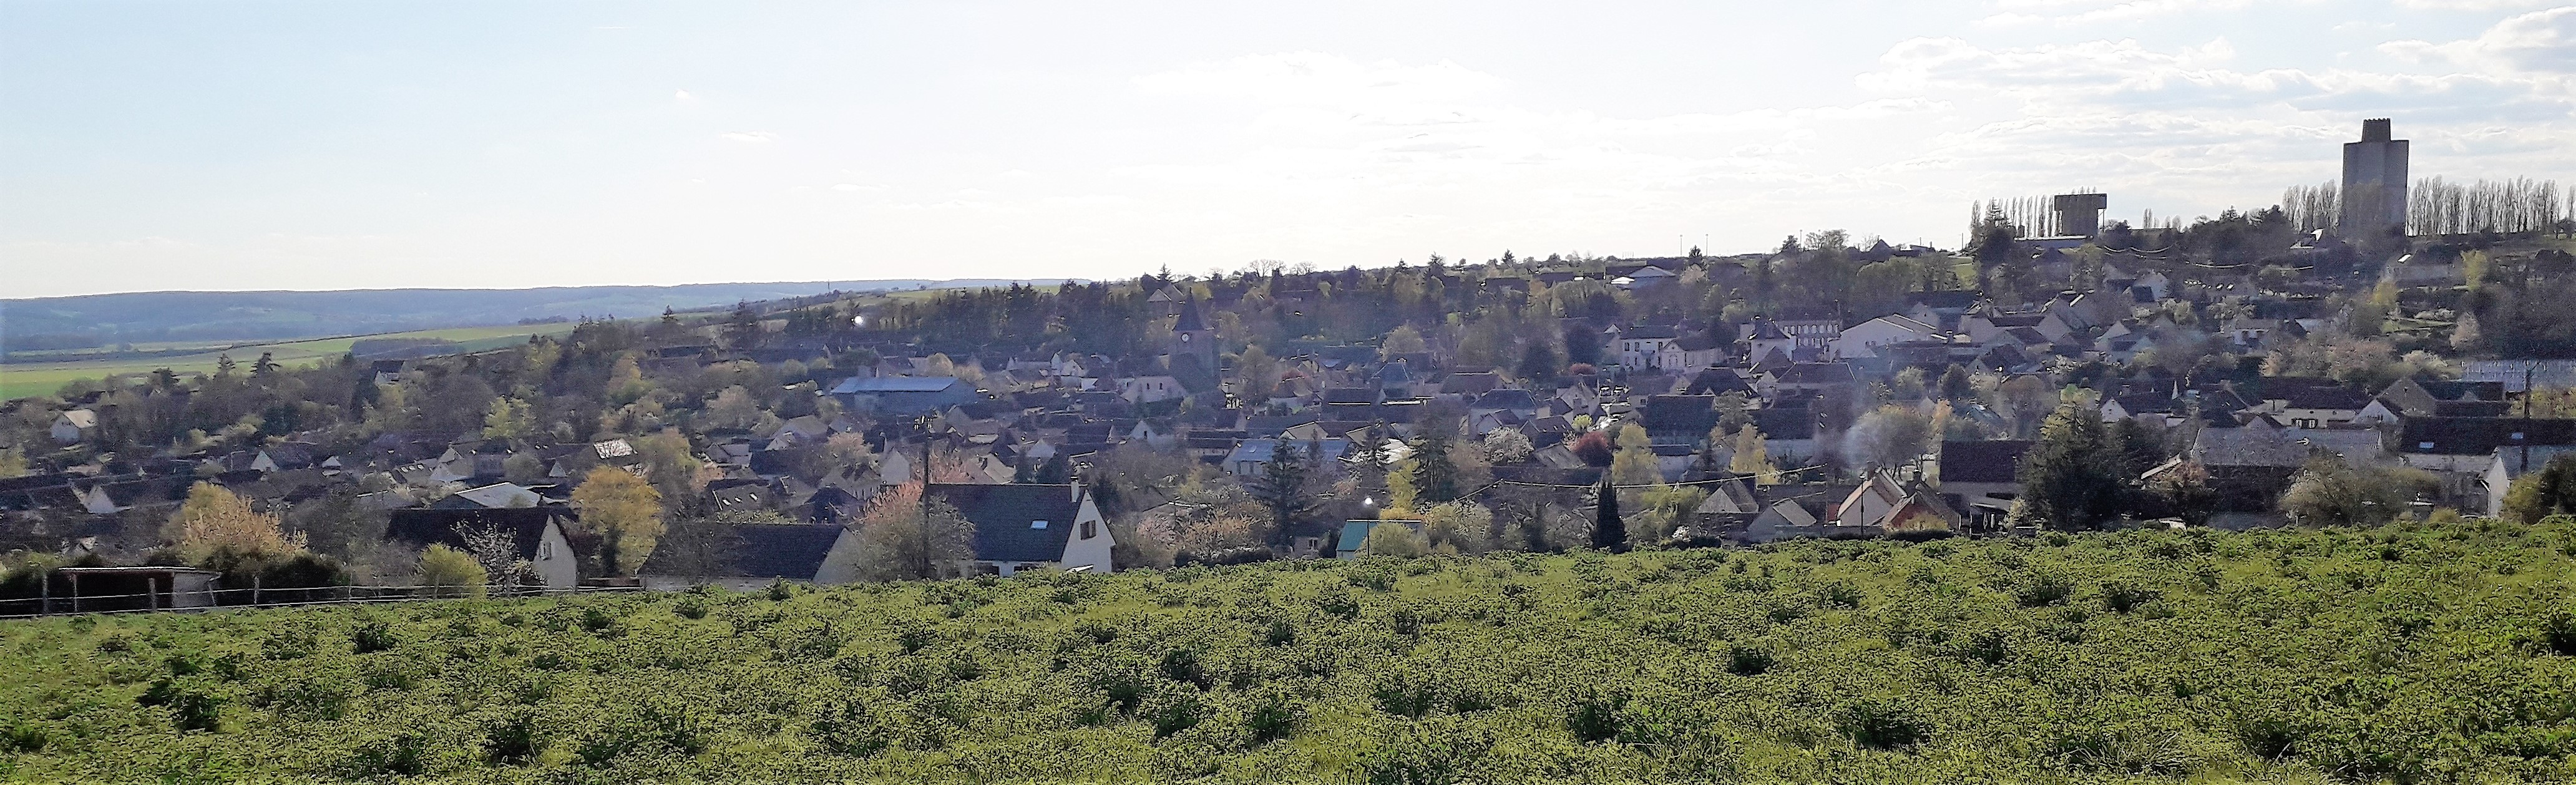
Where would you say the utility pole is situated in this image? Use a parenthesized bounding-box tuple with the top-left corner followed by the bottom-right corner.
(2523, 366, 2535, 474)
(915, 412, 935, 579)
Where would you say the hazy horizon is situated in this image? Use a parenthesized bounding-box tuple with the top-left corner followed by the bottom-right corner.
(7, 0, 2573, 298)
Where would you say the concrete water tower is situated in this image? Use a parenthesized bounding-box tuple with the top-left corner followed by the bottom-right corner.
(2052, 193, 2108, 237)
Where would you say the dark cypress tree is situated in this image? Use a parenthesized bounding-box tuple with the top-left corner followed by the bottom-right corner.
(1253, 441, 1315, 539)
(1412, 434, 1461, 504)
(1591, 476, 1626, 552)
(726, 301, 763, 351)
(1939, 364, 1975, 401)
(1562, 324, 1602, 368)
(1518, 341, 1563, 381)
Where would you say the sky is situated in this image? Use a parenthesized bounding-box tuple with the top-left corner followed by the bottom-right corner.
(4, 0, 2574, 298)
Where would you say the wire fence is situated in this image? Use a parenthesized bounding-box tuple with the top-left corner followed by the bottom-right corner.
(0, 583, 644, 621)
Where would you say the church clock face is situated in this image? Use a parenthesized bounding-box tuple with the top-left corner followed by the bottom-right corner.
(1181, 333, 1190, 343)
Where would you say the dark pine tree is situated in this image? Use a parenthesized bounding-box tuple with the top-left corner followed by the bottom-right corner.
(1412, 434, 1461, 504)
(1253, 441, 1316, 540)
(1591, 476, 1626, 552)
(1562, 324, 1602, 368)
(1517, 341, 1563, 382)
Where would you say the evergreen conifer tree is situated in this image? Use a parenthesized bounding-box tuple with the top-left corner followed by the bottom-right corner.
(1412, 434, 1461, 504)
(1591, 476, 1626, 552)
(2013, 401, 2132, 530)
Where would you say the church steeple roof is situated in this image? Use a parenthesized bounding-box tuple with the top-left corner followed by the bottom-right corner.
(1172, 298, 1209, 333)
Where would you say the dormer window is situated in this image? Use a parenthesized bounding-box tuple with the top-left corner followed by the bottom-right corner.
(1031, 520, 1049, 529)
(2418, 441, 2435, 450)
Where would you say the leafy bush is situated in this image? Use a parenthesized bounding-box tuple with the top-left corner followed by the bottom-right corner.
(1724, 645, 1774, 676)
(482, 708, 545, 765)
(1242, 685, 1301, 744)
(2016, 571, 2076, 607)
(348, 619, 398, 654)
(1838, 698, 1930, 750)
(137, 678, 224, 733)
(809, 698, 894, 757)
(2099, 580, 2162, 614)
(343, 731, 432, 777)
(0, 721, 47, 754)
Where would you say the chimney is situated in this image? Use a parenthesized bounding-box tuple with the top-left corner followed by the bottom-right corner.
(2361, 118, 2391, 143)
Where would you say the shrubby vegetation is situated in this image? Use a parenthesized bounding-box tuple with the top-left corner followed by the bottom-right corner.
(8, 520, 2576, 782)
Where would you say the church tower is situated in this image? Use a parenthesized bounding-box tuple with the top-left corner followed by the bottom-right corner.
(1169, 298, 1218, 370)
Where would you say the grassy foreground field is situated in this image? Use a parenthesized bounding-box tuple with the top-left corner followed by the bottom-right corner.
(8, 521, 2576, 783)
(0, 323, 579, 401)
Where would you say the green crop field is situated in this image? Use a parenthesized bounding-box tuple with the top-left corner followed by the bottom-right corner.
(7, 521, 2576, 783)
(0, 323, 581, 401)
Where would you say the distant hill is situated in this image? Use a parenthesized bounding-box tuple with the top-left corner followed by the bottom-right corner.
(0, 280, 1076, 354)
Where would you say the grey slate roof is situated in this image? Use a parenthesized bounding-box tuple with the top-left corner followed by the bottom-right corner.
(1938, 440, 2032, 484)
(926, 483, 1085, 563)
(724, 524, 844, 579)
(388, 507, 567, 561)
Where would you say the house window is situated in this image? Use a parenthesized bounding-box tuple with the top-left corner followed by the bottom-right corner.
(539, 542, 554, 560)
(1081, 520, 1097, 539)
(2419, 441, 2436, 450)
(1031, 520, 1049, 529)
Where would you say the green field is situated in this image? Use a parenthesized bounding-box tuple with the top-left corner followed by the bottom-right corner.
(0, 323, 580, 401)
(7, 521, 2576, 782)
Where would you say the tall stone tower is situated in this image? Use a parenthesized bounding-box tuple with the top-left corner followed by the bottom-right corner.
(2052, 193, 2108, 237)
(2340, 119, 2409, 237)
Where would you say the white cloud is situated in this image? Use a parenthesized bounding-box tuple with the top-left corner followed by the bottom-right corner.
(1134, 51, 1507, 111)
(1982, 0, 2278, 25)
(2394, 0, 2559, 9)
(675, 89, 694, 100)
(2384, 7, 2575, 67)
(720, 131, 776, 143)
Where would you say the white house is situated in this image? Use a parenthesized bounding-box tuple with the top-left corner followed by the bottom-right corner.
(1656, 334, 1727, 371)
(1962, 312, 2074, 344)
(1121, 375, 1186, 404)
(51, 410, 97, 444)
(1740, 316, 1841, 349)
(1743, 319, 1798, 366)
(1830, 315, 1943, 360)
(1617, 326, 1681, 369)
